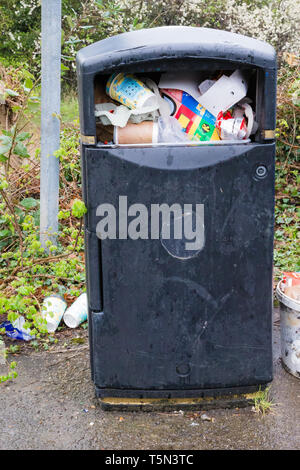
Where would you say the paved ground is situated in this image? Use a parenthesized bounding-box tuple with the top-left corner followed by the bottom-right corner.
(0, 311, 299, 450)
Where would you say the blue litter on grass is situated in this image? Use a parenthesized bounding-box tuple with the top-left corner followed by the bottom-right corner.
(0, 321, 33, 341)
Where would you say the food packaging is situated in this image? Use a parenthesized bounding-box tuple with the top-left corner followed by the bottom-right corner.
(216, 111, 247, 140)
(161, 88, 220, 141)
(198, 70, 248, 117)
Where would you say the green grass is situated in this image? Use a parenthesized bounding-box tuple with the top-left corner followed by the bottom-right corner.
(253, 386, 274, 415)
(31, 92, 79, 126)
(273, 162, 300, 279)
(60, 93, 79, 123)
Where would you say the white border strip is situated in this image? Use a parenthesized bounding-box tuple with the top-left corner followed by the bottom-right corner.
(96, 139, 252, 148)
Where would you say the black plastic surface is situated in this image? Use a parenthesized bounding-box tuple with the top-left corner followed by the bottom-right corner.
(82, 143, 275, 393)
(77, 27, 276, 398)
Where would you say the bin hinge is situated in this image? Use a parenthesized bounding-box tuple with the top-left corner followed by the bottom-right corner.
(262, 130, 275, 140)
(81, 134, 96, 145)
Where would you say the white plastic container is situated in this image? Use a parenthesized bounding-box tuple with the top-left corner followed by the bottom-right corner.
(276, 280, 300, 379)
(63, 293, 88, 328)
(41, 295, 67, 333)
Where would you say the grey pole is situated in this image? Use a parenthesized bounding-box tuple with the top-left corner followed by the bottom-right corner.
(40, 0, 61, 250)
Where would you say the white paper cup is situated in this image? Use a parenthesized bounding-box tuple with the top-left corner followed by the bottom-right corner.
(41, 295, 67, 333)
(63, 293, 88, 328)
(107, 73, 157, 110)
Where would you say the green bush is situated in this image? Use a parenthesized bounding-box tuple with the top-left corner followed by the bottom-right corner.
(1, 1, 299, 89)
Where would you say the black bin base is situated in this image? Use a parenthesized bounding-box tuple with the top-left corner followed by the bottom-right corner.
(95, 384, 269, 412)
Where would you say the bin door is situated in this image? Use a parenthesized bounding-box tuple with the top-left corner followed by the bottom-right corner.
(84, 143, 274, 392)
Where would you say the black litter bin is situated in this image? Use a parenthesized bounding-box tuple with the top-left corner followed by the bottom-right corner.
(76, 26, 276, 406)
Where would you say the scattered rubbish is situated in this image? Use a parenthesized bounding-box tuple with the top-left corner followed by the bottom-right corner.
(0, 320, 33, 342)
(41, 295, 67, 333)
(94, 68, 256, 146)
(190, 421, 199, 426)
(63, 293, 88, 329)
(200, 413, 215, 422)
(276, 273, 300, 379)
(89, 422, 94, 426)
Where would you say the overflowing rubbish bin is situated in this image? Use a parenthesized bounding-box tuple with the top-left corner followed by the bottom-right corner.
(76, 26, 277, 407)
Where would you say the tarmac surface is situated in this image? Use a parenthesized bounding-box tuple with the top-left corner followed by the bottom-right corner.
(0, 310, 299, 450)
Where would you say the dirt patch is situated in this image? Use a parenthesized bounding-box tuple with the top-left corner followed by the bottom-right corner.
(0, 314, 299, 450)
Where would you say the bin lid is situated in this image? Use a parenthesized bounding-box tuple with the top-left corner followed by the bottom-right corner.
(76, 26, 276, 76)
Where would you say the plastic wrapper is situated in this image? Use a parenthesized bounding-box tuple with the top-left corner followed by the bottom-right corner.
(216, 111, 247, 140)
(0, 321, 33, 341)
(95, 102, 159, 128)
(157, 116, 190, 143)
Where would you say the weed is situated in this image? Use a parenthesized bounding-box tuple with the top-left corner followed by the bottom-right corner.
(252, 386, 274, 415)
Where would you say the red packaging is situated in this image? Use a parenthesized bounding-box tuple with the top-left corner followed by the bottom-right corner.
(282, 272, 300, 287)
(216, 110, 247, 140)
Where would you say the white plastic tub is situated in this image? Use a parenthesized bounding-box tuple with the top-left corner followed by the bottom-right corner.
(276, 280, 300, 379)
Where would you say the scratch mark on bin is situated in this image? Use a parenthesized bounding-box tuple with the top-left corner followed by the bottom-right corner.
(166, 276, 232, 344)
(166, 276, 218, 309)
(219, 193, 243, 238)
